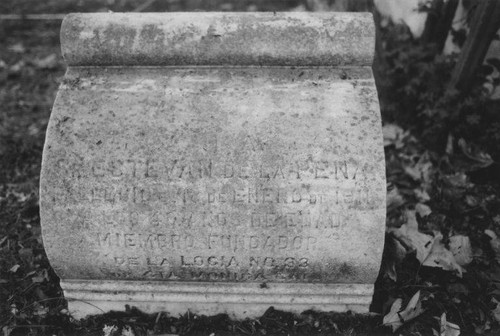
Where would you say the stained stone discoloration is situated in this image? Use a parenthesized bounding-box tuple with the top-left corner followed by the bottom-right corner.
(61, 12, 374, 66)
(42, 66, 385, 283)
(40, 12, 385, 318)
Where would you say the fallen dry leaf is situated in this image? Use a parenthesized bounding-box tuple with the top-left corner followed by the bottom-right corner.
(2, 326, 12, 336)
(383, 123, 408, 149)
(383, 291, 424, 331)
(383, 236, 407, 281)
(416, 203, 432, 217)
(485, 229, 500, 263)
(8, 42, 25, 53)
(383, 298, 402, 330)
(32, 53, 58, 69)
(121, 326, 135, 336)
(458, 138, 494, 168)
(449, 235, 473, 266)
(423, 233, 464, 277)
(442, 173, 469, 189)
(437, 312, 461, 336)
(415, 188, 431, 202)
(389, 210, 434, 263)
(387, 184, 405, 211)
(9, 60, 25, 74)
(32, 268, 50, 283)
(404, 152, 434, 190)
(405, 165, 422, 181)
(385, 262, 397, 282)
(102, 325, 118, 336)
(491, 298, 500, 323)
(33, 304, 49, 317)
(446, 133, 454, 155)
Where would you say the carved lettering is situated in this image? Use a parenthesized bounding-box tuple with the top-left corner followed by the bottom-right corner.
(98, 231, 326, 252)
(86, 183, 382, 209)
(89, 158, 366, 181)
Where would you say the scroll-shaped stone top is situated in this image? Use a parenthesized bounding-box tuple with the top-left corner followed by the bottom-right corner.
(61, 12, 375, 66)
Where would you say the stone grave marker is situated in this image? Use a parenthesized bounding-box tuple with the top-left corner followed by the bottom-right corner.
(40, 12, 386, 318)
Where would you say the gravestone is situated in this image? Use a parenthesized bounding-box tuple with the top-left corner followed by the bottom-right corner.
(40, 12, 386, 318)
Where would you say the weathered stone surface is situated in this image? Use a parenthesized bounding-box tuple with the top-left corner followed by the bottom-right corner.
(61, 12, 374, 66)
(40, 12, 386, 318)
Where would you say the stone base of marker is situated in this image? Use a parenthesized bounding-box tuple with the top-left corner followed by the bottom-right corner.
(40, 12, 386, 318)
(63, 281, 373, 318)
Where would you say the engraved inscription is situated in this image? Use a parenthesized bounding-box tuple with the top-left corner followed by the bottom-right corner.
(109, 254, 314, 281)
(42, 59, 387, 287)
(97, 233, 325, 252)
(85, 184, 384, 210)
(90, 158, 368, 181)
(89, 208, 349, 230)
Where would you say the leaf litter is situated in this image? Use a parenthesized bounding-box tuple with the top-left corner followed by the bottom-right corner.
(383, 291, 425, 332)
